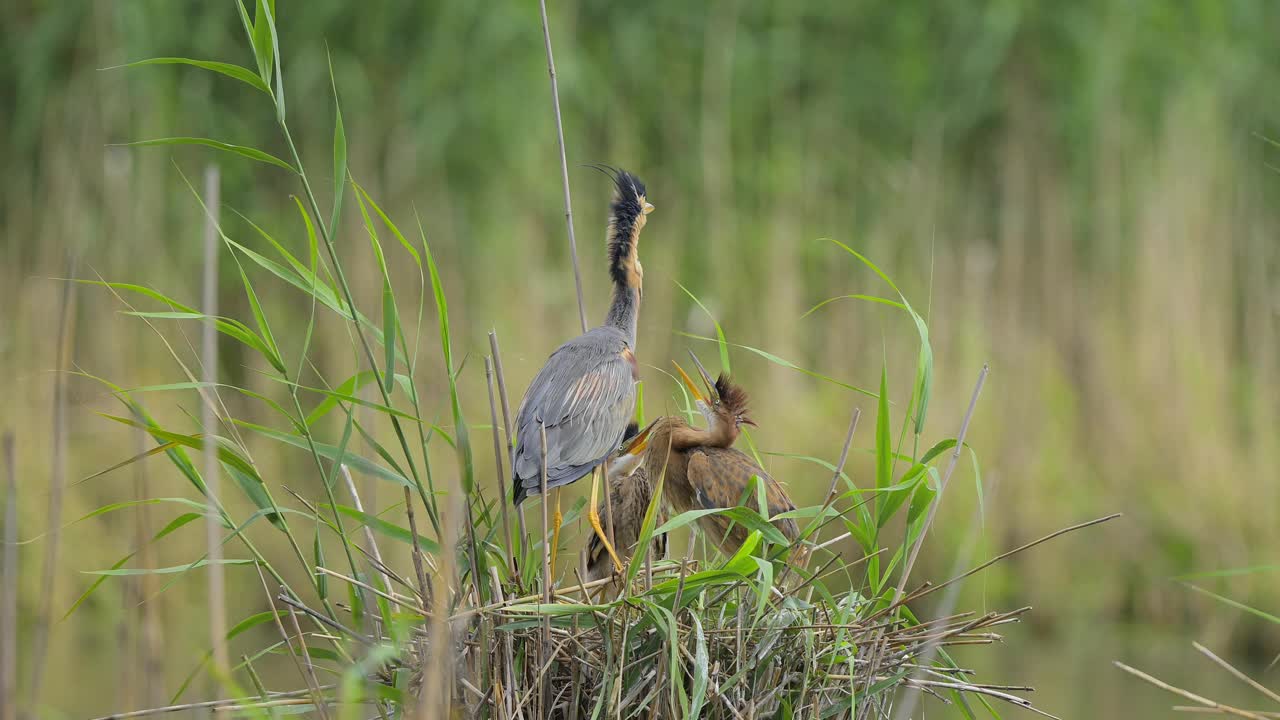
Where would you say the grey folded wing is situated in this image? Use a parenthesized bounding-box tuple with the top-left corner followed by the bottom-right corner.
(512, 328, 638, 505)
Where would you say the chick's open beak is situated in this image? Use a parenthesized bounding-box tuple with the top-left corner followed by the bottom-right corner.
(673, 360, 707, 405)
(620, 420, 655, 454)
(642, 201, 655, 215)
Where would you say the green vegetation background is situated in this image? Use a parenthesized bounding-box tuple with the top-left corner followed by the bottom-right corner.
(1, 1, 1278, 717)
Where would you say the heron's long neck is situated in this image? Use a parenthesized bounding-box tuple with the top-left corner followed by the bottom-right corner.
(604, 284, 639, 347)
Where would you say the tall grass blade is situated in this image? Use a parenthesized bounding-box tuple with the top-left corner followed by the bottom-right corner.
(116, 138, 295, 173)
(327, 48, 346, 238)
(106, 58, 271, 94)
(420, 215, 474, 493)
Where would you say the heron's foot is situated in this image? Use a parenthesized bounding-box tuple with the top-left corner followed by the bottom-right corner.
(587, 506, 624, 574)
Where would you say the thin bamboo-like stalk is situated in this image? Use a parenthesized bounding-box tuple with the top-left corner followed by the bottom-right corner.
(538, 422, 552, 718)
(132, 429, 164, 708)
(857, 365, 989, 720)
(489, 330, 527, 589)
(536, 0, 587, 334)
(1, 433, 16, 720)
(485, 356, 515, 576)
(200, 164, 230, 678)
(27, 254, 77, 718)
(420, 482, 459, 718)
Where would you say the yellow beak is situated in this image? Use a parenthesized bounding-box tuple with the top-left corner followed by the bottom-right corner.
(672, 360, 706, 404)
(642, 202, 655, 215)
(620, 420, 655, 454)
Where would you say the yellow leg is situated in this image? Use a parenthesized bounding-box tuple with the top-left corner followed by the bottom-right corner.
(588, 466, 624, 574)
(549, 488, 563, 574)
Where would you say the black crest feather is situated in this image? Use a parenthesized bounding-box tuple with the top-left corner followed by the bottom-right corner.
(599, 167, 647, 286)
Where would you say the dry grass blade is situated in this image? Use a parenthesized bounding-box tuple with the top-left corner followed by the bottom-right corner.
(1115, 661, 1275, 720)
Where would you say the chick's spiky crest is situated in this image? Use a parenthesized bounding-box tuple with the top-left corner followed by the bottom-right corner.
(714, 374, 752, 423)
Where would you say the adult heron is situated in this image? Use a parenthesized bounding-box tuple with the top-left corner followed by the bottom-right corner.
(511, 168, 653, 574)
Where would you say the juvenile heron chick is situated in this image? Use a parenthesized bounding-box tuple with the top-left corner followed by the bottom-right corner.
(511, 168, 654, 573)
(582, 423, 669, 591)
(626, 359, 800, 557)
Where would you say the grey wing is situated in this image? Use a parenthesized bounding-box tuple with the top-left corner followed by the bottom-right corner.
(512, 329, 638, 503)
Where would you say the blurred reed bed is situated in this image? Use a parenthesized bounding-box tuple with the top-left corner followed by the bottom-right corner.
(1, 1, 1278, 717)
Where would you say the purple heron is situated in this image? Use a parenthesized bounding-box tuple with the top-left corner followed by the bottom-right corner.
(511, 168, 653, 573)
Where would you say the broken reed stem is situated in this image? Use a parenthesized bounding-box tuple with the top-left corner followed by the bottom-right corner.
(341, 464, 390, 592)
(893, 475, 1001, 720)
(28, 253, 77, 716)
(403, 486, 431, 606)
(1, 433, 16, 720)
(485, 356, 516, 577)
(489, 330, 527, 583)
(895, 363, 988, 601)
(420, 483, 459, 717)
(198, 165, 230, 678)
(537, 0, 587, 334)
(1114, 661, 1274, 720)
(538, 421, 552, 718)
(865, 513, 1122, 625)
(287, 606, 330, 720)
(821, 407, 861, 513)
(1192, 641, 1280, 705)
(255, 564, 325, 719)
(86, 686, 338, 720)
(857, 365, 988, 720)
(133, 429, 164, 708)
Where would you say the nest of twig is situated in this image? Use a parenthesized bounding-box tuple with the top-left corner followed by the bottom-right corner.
(300, 553, 1063, 720)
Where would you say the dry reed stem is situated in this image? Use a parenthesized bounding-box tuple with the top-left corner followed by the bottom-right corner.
(86, 686, 337, 720)
(821, 407, 862, 512)
(1192, 641, 1280, 705)
(1174, 710, 1280, 718)
(538, 421, 552, 717)
(485, 356, 516, 576)
(255, 565, 325, 717)
(28, 253, 77, 718)
(1115, 661, 1274, 720)
(536, 0, 587, 334)
(420, 483, 459, 719)
(858, 364, 989, 719)
(404, 485, 431, 609)
(199, 165, 230, 677)
(893, 474, 1002, 720)
(488, 330, 526, 582)
(132, 429, 164, 707)
(1, 433, 16, 720)
(341, 464, 389, 585)
(287, 605, 331, 720)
